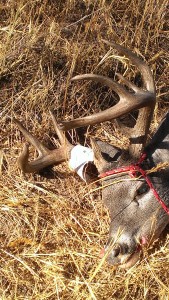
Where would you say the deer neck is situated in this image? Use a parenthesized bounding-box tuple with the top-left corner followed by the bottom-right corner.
(145, 112, 169, 167)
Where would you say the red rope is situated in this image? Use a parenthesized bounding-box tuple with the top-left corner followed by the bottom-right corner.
(99, 153, 169, 215)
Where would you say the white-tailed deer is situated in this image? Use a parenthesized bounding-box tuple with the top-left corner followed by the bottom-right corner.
(14, 41, 169, 268)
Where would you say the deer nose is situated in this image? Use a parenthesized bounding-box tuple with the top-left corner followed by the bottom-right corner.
(106, 243, 129, 265)
(107, 243, 128, 255)
(111, 245, 121, 257)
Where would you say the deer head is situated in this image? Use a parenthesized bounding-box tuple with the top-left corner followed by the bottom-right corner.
(14, 41, 169, 268)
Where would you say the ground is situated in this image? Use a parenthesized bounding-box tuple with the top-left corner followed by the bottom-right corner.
(0, 0, 169, 299)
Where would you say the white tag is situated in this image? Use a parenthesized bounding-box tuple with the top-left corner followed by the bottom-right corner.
(69, 145, 94, 181)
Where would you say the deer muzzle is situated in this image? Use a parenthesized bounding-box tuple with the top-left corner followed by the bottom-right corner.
(102, 239, 142, 268)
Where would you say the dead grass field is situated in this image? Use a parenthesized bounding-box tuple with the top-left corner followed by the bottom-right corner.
(0, 0, 169, 299)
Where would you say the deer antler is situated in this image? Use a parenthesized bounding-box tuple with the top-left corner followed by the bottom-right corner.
(14, 110, 73, 173)
(59, 41, 156, 159)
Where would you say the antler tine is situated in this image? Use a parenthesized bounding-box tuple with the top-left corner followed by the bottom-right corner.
(102, 41, 156, 158)
(116, 73, 141, 93)
(14, 114, 73, 173)
(13, 118, 49, 156)
(49, 110, 72, 148)
(102, 40, 155, 93)
(71, 74, 131, 99)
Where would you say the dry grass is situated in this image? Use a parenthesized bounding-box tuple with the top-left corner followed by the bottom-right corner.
(0, 0, 169, 299)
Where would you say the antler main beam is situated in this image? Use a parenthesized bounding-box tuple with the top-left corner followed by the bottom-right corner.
(59, 41, 156, 158)
(60, 73, 154, 131)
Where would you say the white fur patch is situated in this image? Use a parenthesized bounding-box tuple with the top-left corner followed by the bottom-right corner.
(68, 145, 94, 181)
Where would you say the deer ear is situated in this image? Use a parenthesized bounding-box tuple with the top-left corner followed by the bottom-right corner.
(90, 138, 108, 173)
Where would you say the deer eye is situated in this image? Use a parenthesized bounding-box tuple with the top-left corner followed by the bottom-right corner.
(137, 183, 149, 196)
